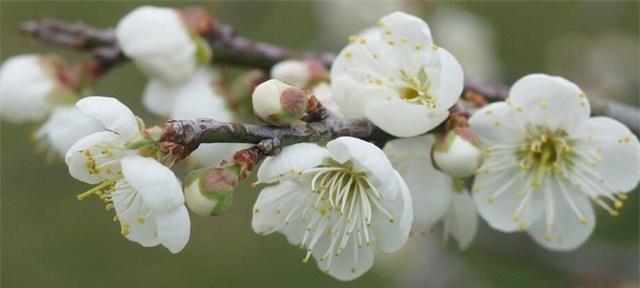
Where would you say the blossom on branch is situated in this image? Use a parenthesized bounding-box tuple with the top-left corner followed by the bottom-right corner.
(65, 96, 190, 253)
(470, 74, 640, 251)
(116, 6, 209, 84)
(331, 12, 464, 137)
(252, 137, 412, 280)
(0, 54, 58, 123)
(384, 135, 478, 249)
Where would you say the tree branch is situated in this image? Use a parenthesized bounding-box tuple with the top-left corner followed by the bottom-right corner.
(18, 14, 640, 134)
(155, 116, 391, 163)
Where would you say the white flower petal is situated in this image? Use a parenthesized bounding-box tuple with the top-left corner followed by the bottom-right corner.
(313, 237, 375, 281)
(143, 79, 180, 117)
(378, 12, 433, 49)
(366, 98, 449, 137)
(251, 180, 309, 237)
(0, 54, 55, 123)
(469, 102, 526, 145)
(473, 169, 544, 232)
(312, 82, 342, 117)
(170, 69, 231, 121)
(116, 6, 196, 83)
(76, 96, 139, 139)
(257, 143, 329, 183)
(427, 47, 464, 110)
(372, 171, 413, 253)
(330, 75, 391, 118)
(156, 206, 191, 253)
(36, 106, 104, 156)
(527, 181, 595, 251)
(121, 154, 184, 213)
(65, 131, 125, 184)
(111, 181, 160, 247)
(443, 191, 478, 250)
(327, 137, 399, 199)
(509, 74, 589, 134)
(584, 117, 640, 192)
(383, 135, 453, 231)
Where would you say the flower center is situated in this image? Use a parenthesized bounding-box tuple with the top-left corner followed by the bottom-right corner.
(296, 160, 394, 272)
(517, 128, 574, 188)
(398, 69, 437, 108)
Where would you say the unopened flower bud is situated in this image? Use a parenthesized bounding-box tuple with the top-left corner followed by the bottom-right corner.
(271, 60, 311, 88)
(252, 79, 310, 126)
(432, 127, 483, 178)
(270, 59, 329, 89)
(184, 165, 239, 216)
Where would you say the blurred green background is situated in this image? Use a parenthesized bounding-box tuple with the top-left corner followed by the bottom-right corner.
(1, 1, 638, 288)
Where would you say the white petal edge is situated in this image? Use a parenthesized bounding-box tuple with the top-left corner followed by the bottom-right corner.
(366, 98, 449, 137)
(76, 96, 139, 139)
(257, 143, 329, 183)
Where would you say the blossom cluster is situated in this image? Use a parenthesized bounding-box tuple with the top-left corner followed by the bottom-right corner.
(1, 6, 639, 282)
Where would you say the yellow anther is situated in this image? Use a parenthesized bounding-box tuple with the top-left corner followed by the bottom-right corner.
(579, 218, 588, 225)
(488, 196, 496, 203)
(610, 210, 619, 217)
(254, 208, 260, 214)
(512, 213, 519, 221)
(431, 44, 439, 50)
(545, 233, 552, 241)
(348, 35, 357, 43)
(517, 222, 527, 231)
(104, 203, 114, 211)
(401, 37, 409, 43)
(614, 200, 623, 209)
(359, 38, 367, 45)
(387, 40, 395, 46)
(540, 101, 548, 109)
(372, 53, 379, 59)
(414, 44, 422, 50)
(384, 29, 392, 35)
(351, 268, 357, 273)
(345, 52, 352, 59)
(136, 216, 146, 224)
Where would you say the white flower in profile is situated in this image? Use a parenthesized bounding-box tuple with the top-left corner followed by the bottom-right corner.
(65, 96, 190, 253)
(252, 137, 413, 280)
(170, 68, 251, 167)
(116, 6, 199, 84)
(384, 135, 478, 249)
(469, 74, 640, 251)
(0, 54, 56, 123)
(331, 12, 464, 137)
(34, 106, 104, 158)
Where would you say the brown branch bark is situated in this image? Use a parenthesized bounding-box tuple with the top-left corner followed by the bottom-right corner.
(18, 14, 640, 134)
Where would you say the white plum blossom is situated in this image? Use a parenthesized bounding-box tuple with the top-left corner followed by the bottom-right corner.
(35, 106, 104, 157)
(384, 135, 478, 249)
(65, 96, 190, 253)
(116, 6, 200, 84)
(469, 74, 640, 251)
(252, 137, 413, 280)
(0, 54, 57, 123)
(331, 12, 464, 137)
(170, 68, 251, 167)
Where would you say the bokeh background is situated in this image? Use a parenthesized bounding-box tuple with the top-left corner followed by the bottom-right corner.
(1, 1, 638, 287)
